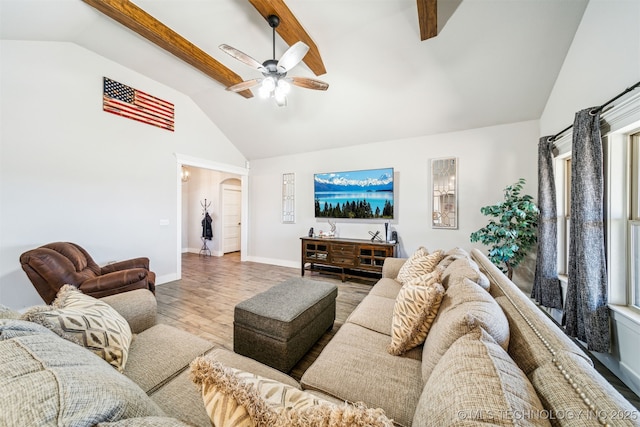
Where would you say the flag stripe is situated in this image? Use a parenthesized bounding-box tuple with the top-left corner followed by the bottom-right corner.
(103, 77, 174, 132)
(103, 97, 175, 130)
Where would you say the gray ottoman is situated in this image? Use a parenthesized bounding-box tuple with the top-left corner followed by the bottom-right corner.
(233, 277, 338, 372)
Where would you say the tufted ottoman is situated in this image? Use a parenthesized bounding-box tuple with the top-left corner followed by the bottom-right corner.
(233, 277, 338, 372)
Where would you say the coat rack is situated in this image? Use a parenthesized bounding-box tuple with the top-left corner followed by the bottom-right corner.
(200, 198, 212, 256)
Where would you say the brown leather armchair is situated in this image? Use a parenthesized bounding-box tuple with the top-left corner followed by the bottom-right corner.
(20, 242, 156, 304)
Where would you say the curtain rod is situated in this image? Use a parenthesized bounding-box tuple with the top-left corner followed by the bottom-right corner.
(549, 80, 640, 142)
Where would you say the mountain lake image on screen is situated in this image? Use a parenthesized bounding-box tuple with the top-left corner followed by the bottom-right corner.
(314, 167, 394, 219)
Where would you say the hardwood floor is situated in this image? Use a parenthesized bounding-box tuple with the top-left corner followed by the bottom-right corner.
(155, 252, 370, 380)
(157, 252, 639, 406)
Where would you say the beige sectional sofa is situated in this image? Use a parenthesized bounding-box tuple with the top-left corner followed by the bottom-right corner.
(2, 247, 639, 426)
(211, 247, 639, 427)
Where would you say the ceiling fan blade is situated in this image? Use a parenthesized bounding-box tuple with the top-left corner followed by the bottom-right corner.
(289, 76, 329, 91)
(219, 44, 266, 72)
(277, 41, 310, 73)
(227, 79, 262, 92)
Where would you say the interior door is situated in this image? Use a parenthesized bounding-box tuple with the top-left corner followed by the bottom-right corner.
(222, 185, 242, 253)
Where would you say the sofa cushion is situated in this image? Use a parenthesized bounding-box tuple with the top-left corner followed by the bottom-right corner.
(387, 279, 444, 356)
(21, 284, 132, 372)
(100, 289, 157, 334)
(369, 277, 403, 299)
(413, 327, 550, 426)
(346, 294, 396, 335)
(149, 369, 212, 427)
(0, 319, 164, 427)
(439, 257, 490, 291)
(421, 278, 510, 383)
(436, 247, 470, 270)
(97, 417, 193, 426)
(396, 247, 443, 284)
(301, 322, 422, 427)
(124, 323, 214, 394)
(190, 356, 394, 427)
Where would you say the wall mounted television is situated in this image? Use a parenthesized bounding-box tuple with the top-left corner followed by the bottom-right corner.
(314, 167, 394, 219)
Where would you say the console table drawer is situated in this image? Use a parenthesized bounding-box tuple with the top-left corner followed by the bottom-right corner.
(330, 243, 356, 256)
(331, 256, 356, 266)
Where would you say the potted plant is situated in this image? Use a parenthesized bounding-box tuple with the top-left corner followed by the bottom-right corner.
(470, 178, 539, 279)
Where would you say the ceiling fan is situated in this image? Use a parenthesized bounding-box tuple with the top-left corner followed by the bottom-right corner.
(219, 15, 329, 107)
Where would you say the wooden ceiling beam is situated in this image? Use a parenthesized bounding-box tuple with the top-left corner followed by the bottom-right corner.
(417, 0, 437, 41)
(82, 0, 253, 98)
(248, 0, 326, 76)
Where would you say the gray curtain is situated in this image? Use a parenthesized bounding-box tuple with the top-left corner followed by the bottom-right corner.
(565, 107, 610, 352)
(532, 136, 562, 309)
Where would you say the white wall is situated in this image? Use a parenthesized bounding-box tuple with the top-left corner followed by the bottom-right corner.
(246, 120, 539, 280)
(540, 0, 640, 136)
(0, 41, 247, 310)
(539, 0, 640, 397)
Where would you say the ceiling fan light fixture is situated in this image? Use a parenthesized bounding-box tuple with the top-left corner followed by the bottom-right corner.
(274, 91, 287, 107)
(219, 14, 328, 106)
(276, 79, 291, 95)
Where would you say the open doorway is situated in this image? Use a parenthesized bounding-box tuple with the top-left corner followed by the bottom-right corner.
(175, 154, 248, 279)
(181, 168, 242, 256)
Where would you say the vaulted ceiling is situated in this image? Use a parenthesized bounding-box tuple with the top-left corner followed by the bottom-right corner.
(0, 0, 588, 160)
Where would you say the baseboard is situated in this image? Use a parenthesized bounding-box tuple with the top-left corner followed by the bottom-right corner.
(155, 273, 178, 285)
(245, 256, 299, 270)
(620, 360, 640, 397)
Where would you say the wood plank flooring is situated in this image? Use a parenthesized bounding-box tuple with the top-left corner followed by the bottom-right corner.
(157, 252, 640, 406)
(155, 252, 370, 380)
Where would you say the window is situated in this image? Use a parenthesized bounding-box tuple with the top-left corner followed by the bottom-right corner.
(556, 154, 572, 276)
(553, 91, 640, 314)
(629, 134, 640, 310)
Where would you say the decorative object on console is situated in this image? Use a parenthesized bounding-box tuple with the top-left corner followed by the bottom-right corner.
(431, 157, 458, 229)
(314, 167, 394, 219)
(369, 230, 382, 242)
(328, 219, 337, 237)
(470, 178, 539, 279)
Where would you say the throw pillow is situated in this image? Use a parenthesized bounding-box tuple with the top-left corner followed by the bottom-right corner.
(22, 284, 132, 372)
(190, 357, 394, 427)
(0, 304, 20, 320)
(403, 269, 441, 288)
(396, 247, 443, 284)
(387, 277, 445, 356)
(413, 327, 550, 426)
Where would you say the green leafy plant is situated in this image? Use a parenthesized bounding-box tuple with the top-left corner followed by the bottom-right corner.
(470, 178, 539, 279)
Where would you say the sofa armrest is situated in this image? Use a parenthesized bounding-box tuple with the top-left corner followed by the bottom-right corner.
(101, 257, 150, 275)
(100, 289, 157, 334)
(382, 257, 407, 279)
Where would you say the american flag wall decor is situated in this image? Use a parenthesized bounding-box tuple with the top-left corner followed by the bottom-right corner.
(103, 77, 175, 132)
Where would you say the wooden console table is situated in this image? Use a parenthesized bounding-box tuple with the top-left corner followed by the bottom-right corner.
(301, 237, 397, 282)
